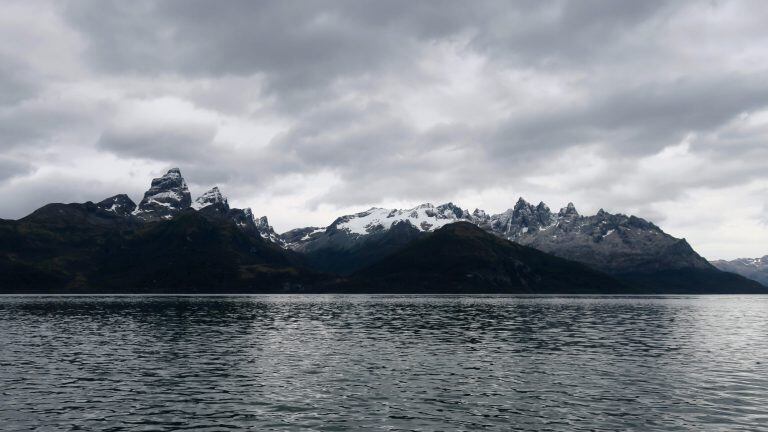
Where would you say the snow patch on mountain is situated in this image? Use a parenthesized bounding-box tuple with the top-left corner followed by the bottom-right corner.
(255, 215, 283, 245)
(335, 203, 472, 235)
(96, 194, 136, 217)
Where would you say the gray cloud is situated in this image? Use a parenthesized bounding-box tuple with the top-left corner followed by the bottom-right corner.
(97, 122, 218, 162)
(0, 157, 33, 182)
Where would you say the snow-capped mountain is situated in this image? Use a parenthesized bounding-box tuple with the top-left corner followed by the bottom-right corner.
(114, 167, 710, 277)
(133, 168, 192, 221)
(99, 168, 282, 246)
(282, 202, 475, 251)
(191, 186, 227, 210)
(284, 198, 714, 277)
(335, 203, 474, 235)
(711, 256, 768, 285)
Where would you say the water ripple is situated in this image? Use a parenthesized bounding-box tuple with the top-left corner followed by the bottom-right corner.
(1, 295, 767, 431)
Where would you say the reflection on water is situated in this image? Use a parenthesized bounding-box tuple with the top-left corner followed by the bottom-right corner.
(1, 295, 767, 431)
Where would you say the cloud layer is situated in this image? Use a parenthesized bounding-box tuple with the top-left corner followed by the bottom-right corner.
(1, 0, 767, 259)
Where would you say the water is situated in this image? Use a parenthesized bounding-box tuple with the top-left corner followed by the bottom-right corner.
(1, 295, 767, 431)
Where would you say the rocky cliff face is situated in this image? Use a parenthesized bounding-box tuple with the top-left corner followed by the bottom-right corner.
(711, 256, 768, 285)
(134, 168, 192, 221)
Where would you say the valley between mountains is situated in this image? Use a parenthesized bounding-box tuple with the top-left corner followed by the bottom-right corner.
(0, 168, 764, 294)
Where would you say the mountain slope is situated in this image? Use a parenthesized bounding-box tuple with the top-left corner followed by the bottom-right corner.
(302, 221, 426, 275)
(348, 222, 632, 294)
(0, 202, 138, 292)
(0, 206, 322, 293)
(93, 211, 319, 292)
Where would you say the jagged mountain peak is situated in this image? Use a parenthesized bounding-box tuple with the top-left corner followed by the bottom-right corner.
(472, 208, 489, 221)
(256, 215, 270, 230)
(254, 214, 283, 245)
(192, 186, 228, 211)
(513, 197, 530, 210)
(559, 202, 579, 217)
(134, 168, 192, 221)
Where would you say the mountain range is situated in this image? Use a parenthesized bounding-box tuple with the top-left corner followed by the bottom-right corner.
(0, 168, 764, 294)
(711, 256, 768, 286)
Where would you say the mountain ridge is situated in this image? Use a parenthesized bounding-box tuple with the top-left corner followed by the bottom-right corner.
(0, 167, 763, 294)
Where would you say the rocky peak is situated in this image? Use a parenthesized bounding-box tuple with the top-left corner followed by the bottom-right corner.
(96, 194, 136, 217)
(256, 215, 271, 231)
(134, 168, 192, 221)
(513, 197, 530, 212)
(534, 202, 554, 225)
(471, 208, 489, 222)
(558, 202, 579, 218)
(436, 202, 468, 219)
(192, 187, 228, 211)
(255, 215, 283, 245)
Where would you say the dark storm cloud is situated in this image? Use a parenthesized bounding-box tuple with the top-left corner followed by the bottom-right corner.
(65, 0, 672, 79)
(0, 65, 37, 107)
(489, 74, 768, 160)
(37, 2, 768, 175)
(64, 0, 426, 104)
(97, 123, 218, 162)
(0, 157, 33, 182)
(468, 0, 673, 65)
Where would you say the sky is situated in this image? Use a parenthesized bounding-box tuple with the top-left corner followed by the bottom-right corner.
(0, 0, 767, 260)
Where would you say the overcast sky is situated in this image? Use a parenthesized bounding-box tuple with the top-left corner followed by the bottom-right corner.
(1, 0, 767, 259)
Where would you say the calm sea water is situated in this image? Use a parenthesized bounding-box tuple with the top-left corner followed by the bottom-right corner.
(1, 295, 767, 431)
